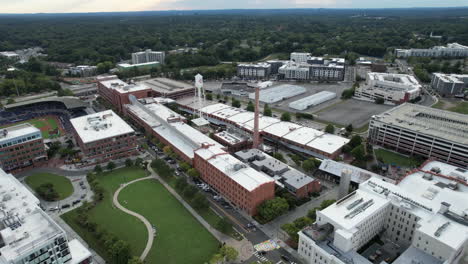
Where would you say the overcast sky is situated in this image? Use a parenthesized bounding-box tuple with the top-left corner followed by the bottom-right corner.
(0, 0, 467, 13)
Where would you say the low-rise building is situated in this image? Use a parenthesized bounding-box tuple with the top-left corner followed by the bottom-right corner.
(0, 168, 93, 264)
(212, 130, 251, 153)
(71, 110, 138, 164)
(431, 73, 468, 96)
(123, 97, 275, 215)
(396, 43, 468, 58)
(0, 124, 47, 173)
(136, 77, 195, 99)
(355, 72, 421, 104)
(117, 61, 160, 72)
(68, 65, 98, 77)
(131, 49, 165, 64)
(195, 145, 275, 215)
(289, 91, 336, 111)
(298, 160, 468, 264)
(279, 55, 345, 81)
(0, 51, 20, 61)
(236, 149, 321, 198)
(97, 75, 152, 112)
(237, 63, 272, 79)
(368, 103, 468, 168)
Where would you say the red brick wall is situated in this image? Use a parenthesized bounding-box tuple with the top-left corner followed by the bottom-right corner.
(194, 152, 275, 216)
(0, 139, 47, 172)
(295, 180, 321, 198)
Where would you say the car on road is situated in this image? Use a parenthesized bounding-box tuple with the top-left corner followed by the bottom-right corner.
(49, 207, 59, 212)
(213, 195, 222, 201)
(81, 185, 86, 190)
(80, 194, 86, 199)
(72, 199, 81, 205)
(258, 251, 267, 256)
(61, 204, 70, 209)
(79, 181, 84, 186)
(280, 255, 291, 262)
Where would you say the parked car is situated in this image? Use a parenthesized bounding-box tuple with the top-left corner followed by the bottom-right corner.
(72, 200, 81, 205)
(80, 194, 86, 199)
(49, 207, 59, 212)
(281, 255, 291, 262)
(61, 204, 70, 209)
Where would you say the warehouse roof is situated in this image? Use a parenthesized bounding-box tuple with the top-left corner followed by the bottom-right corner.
(289, 91, 336, 111)
(196, 146, 274, 191)
(137, 77, 194, 95)
(248, 84, 306, 103)
(71, 110, 134, 144)
(4, 96, 87, 110)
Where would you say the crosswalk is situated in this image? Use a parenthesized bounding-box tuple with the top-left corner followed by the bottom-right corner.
(253, 251, 269, 262)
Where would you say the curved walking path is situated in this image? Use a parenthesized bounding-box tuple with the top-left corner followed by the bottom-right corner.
(113, 175, 155, 261)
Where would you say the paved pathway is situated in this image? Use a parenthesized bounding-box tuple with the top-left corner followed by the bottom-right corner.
(112, 176, 155, 261)
(146, 164, 255, 262)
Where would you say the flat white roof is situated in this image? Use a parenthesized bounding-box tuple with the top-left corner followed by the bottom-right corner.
(69, 239, 92, 264)
(71, 110, 134, 144)
(262, 121, 302, 138)
(118, 61, 160, 68)
(100, 78, 149, 94)
(243, 116, 281, 131)
(319, 159, 385, 184)
(307, 134, 351, 154)
(283, 126, 324, 145)
(248, 84, 306, 103)
(196, 146, 274, 191)
(0, 123, 41, 143)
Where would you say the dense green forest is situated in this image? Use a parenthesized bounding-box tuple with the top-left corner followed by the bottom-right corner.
(1, 8, 468, 66)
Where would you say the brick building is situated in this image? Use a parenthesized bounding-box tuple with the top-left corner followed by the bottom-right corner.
(71, 110, 138, 164)
(0, 124, 47, 173)
(97, 75, 152, 112)
(194, 145, 275, 215)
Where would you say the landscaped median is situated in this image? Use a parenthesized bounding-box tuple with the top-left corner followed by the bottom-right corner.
(61, 165, 219, 264)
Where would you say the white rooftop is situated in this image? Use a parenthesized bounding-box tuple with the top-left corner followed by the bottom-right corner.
(319, 159, 386, 184)
(99, 78, 149, 94)
(0, 123, 41, 144)
(0, 170, 65, 261)
(196, 146, 274, 191)
(71, 110, 135, 144)
(248, 84, 306, 103)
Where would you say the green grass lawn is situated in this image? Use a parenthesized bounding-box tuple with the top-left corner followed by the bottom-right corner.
(448, 101, 468, 114)
(25, 173, 73, 200)
(61, 167, 149, 261)
(374, 149, 421, 167)
(118, 180, 219, 264)
(0, 117, 60, 138)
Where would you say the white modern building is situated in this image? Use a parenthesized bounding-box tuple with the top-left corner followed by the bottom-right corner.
(278, 62, 310, 80)
(0, 168, 93, 264)
(131, 49, 165, 64)
(355, 72, 422, 104)
(368, 103, 468, 168)
(431, 73, 468, 96)
(298, 160, 468, 264)
(68, 65, 98, 77)
(395, 43, 468, 58)
(248, 84, 306, 103)
(237, 63, 271, 79)
(289, 91, 336, 111)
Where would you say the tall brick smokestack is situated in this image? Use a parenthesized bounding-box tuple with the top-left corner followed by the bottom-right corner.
(253, 86, 260, 149)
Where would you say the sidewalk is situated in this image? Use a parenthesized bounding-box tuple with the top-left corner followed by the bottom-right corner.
(147, 164, 254, 262)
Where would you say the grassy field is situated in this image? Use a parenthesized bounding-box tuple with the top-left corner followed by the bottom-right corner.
(1, 116, 61, 138)
(61, 167, 149, 260)
(448, 101, 468, 114)
(118, 179, 219, 264)
(25, 173, 73, 200)
(375, 149, 421, 167)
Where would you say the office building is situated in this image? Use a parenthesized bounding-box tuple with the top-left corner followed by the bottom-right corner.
(131, 49, 165, 64)
(354, 72, 421, 104)
(395, 43, 468, 58)
(0, 168, 93, 264)
(68, 65, 98, 77)
(298, 160, 468, 264)
(123, 97, 275, 215)
(237, 63, 272, 79)
(236, 149, 321, 198)
(0, 124, 47, 173)
(71, 110, 138, 164)
(431, 73, 468, 96)
(368, 103, 468, 168)
(97, 75, 152, 112)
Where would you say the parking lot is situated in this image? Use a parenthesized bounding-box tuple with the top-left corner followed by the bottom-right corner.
(315, 99, 393, 127)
